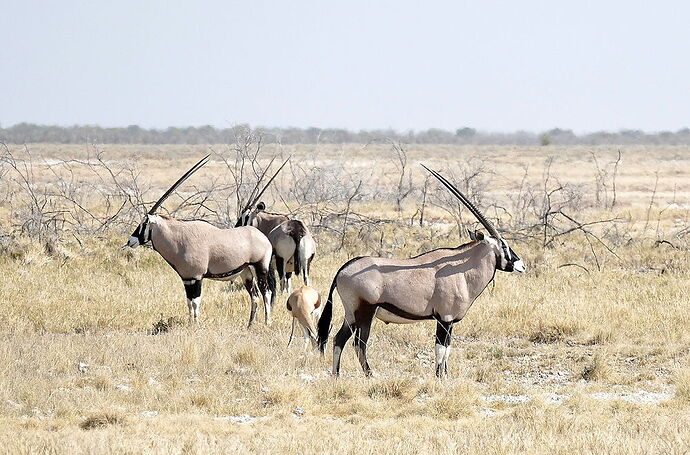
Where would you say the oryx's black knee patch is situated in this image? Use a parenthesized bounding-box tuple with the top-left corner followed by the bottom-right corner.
(184, 280, 202, 300)
(435, 320, 453, 347)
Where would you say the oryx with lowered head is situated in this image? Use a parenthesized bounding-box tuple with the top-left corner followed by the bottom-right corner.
(126, 155, 277, 326)
(317, 164, 525, 377)
(238, 202, 316, 294)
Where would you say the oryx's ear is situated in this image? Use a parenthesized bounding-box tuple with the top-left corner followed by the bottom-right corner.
(469, 230, 485, 241)
(257, 202, 266, 211)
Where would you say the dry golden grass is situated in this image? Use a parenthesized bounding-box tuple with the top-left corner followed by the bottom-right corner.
(0, 144, 689, 453)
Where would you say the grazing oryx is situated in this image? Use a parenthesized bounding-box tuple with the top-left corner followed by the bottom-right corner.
(286, 286, 323, 350)
(126, 155, 277, 326)
(317, 165, 525, 378)
(238, 202, 316, 293)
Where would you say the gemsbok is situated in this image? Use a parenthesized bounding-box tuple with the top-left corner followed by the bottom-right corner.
(286, 285, 323, 350)
(238, 202, 316, 293)
(317, 164, 525, 377)
(126, 155, 277, 326)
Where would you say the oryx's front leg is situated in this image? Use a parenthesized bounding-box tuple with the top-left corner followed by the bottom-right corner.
(434, 319, 454, 378)
(242, 269, 260, 328)
(254, 263, 273, 325)
(183, 279, 203, 322)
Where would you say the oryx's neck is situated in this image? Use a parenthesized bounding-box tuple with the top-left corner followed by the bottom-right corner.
(149, 215, 180, 260)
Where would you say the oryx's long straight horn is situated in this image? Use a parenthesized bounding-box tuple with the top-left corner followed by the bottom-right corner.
(149, 154, 210, 215)
(420, 164, 501, 240)
(237, 156, 291, 220)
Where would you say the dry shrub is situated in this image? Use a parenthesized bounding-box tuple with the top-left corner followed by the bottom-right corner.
(180, 339, 199, 366)
(233, 346, 259, 367)
(581, 352, 613, 381)
(366, 377, 417, 400)
(673, 368, 690, 402)
(0, 236, 32, 260)
(92, 372, 113, 392)
(431, 380, 479, 419)
(150, 315, 185, 335)
(529, 321, 579, 344)
(318, 379, 357, 401)
(80, 410, 126, 430)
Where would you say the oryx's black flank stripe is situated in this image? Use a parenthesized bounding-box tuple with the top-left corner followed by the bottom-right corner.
(376, 303, 435, 321)
(203, 264, 248, 280)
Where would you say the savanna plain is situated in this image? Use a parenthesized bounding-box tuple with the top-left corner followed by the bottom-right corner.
(0, 142, 689, 454)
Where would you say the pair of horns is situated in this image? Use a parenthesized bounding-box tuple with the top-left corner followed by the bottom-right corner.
(237, 156, 290, 217)
(149, 154, 290, 216)
(421, 164, 502, 241)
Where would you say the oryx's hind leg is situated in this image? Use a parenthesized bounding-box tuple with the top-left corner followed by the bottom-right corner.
(353, 305, 376, 377)
(275, 255, 287, 293)
(332, 320, 354, 376)
(285, 272, 293, 294)
(183, 279, 203, 322)
(253, 262, 273, 325)
(242, 269, 260, 328)
(435, 320, 454, 378)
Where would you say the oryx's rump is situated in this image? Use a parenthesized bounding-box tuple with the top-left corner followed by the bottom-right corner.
(243, 206, 317, 290)
(149, 216, 271, 280)
(269, 219, 313, 277)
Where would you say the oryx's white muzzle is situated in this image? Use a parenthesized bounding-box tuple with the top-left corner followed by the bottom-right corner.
(513, 259, 526, 273)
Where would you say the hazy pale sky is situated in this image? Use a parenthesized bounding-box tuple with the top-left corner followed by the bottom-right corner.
(2, 1, 689, 132)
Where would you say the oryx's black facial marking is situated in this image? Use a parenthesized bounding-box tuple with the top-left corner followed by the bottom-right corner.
(128, 217, 152, 248)
(495, 239, 525, 273)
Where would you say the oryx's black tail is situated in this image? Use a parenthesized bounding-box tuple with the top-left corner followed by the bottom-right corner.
(285, 220, 307, 277)
(317, 275, 338, 354)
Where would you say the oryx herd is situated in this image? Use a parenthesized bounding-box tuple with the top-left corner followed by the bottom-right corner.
(126, 155, 525, 378)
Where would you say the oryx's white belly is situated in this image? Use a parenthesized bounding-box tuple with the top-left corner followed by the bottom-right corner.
(375, 308, 419, 324)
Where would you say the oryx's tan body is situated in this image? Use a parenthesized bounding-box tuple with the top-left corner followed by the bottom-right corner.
(337, 241, 498, 325)
(149, 215, 271, 280)
(126, 154, 278, 327)
(318, 164, 525, 378)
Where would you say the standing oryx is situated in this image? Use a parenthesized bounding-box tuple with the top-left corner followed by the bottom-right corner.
(317, 164, 525, 378)
(238, 202, 316, 293)
(126, 155, 277, 326)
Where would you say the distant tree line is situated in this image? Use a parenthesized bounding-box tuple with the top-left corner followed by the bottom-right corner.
(2, 123, 690, 145)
